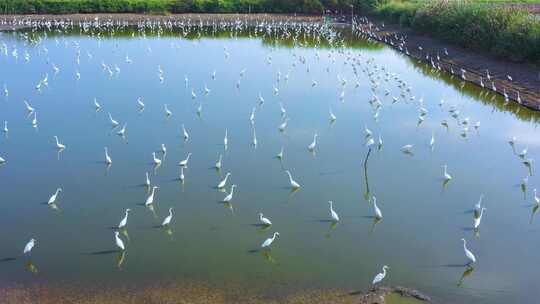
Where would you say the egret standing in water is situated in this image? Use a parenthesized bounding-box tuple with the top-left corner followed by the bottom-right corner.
(373, 196, 383, 219)
(223, 185, 236, 202)
(118, 209, 131, 229)
(215, 154, 222, 170)
(23, 238, 36, 255)
(261, 232, 280, 248)
(114, 231, 125, 251)
(258, 213, 272, 226)
(47, 188, 62, 205)
(217, 173, 231, 189)
(372, 265, 389, 287)
(145, 186, 159, 206)
(443, 165, 452, 181)
(161, 208, 174, 226)
(104, 147, 112, 165)
(152, 152, 161, 166)
(54, 136, 65, 149)
(308, 133, 318, 152)
(285, 170, 301, 189)
(179, 153, 192, 167)
(473, 208, 486, 230)
(461, 238, 476, 265)
(328, 201, 340, 222)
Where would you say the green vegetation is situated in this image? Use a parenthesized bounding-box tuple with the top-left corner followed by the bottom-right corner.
(373, 1, 540, 63)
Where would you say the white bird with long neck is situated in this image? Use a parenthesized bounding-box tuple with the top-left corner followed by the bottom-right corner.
(364, 125, 372, 138)
(443, 165, 452, 181)
(474, 194, 484, 218)
(115, 231, 125, 251)
(24, 100, 34, 113)
(116, 123, 127, 137)
(534, 189, 539, 206)
(279, 102, 286, 116)
(215, 154, 222, 170)
(53, 136, 66, 149)
(152, 152, 161, 166)
(104, 147, 112, 165)
(329, 201, 340, 222)
(161, 208, 174, 226)
(48, 188, 62, 205)
(23, 238, 36, 255)
(259, 213, 272, 226)
(3, 121, 7, 133)
(329, 108, 337, 122)
(278, 118, 289, 132)
(118, 209, 131, 229)
(401, 144, 413, 154)
(179, 167, 185, 183)
(164, 104, 172, 117)
(473, 208, 486, 229)
(461, 238, 476, 265)
(223, 129, 228, 147)
(285, 170, 300, 189)
(145, 172, 151, 187)
(182, 124, 189, 141)
(373, 196, 383, 219)
(223, 185, 236, 202)
(145, 186, 159, 206)
(108, 113, 119, 127)
(276, 147, 284, 160)
(94, 98, 101, 111)
(372, 265, 389, 286)
(429, 132, 435, 149)
(261, 232, 280, 248)
(161, 144, 167, 155)
(179, 153, 192, 167)
(218, 173, 231, 189)
(32, 112, 38, 127)
(137, 97, 145, 110)
(249, 107, 256, 125)
(308, 134, 318, 151)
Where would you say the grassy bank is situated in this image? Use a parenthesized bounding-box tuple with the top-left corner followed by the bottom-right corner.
(372, 0, 540, 63)
(1, 0, 380, 15)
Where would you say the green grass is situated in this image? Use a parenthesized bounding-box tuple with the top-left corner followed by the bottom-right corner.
(373, 0, 540, 63)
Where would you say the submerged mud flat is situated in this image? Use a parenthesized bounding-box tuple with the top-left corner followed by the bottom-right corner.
(0, 280, 429, 304)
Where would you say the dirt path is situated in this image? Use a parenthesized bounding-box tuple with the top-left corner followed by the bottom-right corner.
(362, 21, 540, 111)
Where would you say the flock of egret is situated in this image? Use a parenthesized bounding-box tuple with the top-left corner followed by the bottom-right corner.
(0, 15, 537, 295)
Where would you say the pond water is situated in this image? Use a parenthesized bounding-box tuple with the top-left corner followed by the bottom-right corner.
(0, 22, 539, 304)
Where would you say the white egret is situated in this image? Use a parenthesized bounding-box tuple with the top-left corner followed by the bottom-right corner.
(215, 154, 222, 170)
(519, 147, 528, 159)
(94, 98, 101, 110)
(114, 231, 125, 251)
(217, 173, 231, 188)
(116, 123, 127, 136)
(261, 232, 280, 248)
(278, 119, 289, 132)
(249, 107, 256, 125)
(23, 238, 36, 255)
(179, 153, 192, 167)
(145, 172, 151, 187)
(53, 136, 66, 149)
(223, 185, 237, 202)
(24, 100, 35, 113)
(474, 194, 484, 218)
(161, 207, 174, 226)
(152, 152, 161, 166)
(443, 165, 452, 181)
(179, 167, 185, 183)
(224, 129, 228, 147)
(145, 186, 159, 206)
(429, 132, 435, 149)
(161, 144, 167, 154)
(0, 156, 5, 164)
(3, 121, 7, 133)
(308, 134, 318, 151)
(373, 196, 383, 219)
(276, 147, 284, 160)
(285, 170, 301, 189)
(137, 97, 145, 110)
(461, 238, 476, 265)
(182, 124, 189, 141)
(108, 113, 119, 127)
(47, 188, 62, 205)
(534, 189, 539, 206)
(372, 265, 389, 286)
(259, 213, 272, 226)
(364, 125, 372, 138)
(328, 201, 340, 222)
(164, 104, 172, 117)
(118, 209, 131, 229)
(329, 108, 337, 122)
(473, 208, 486, 230)
(104, 147, 112, 165)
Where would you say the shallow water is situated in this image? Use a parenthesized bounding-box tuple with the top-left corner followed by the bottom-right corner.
(0, 24, 539, 304)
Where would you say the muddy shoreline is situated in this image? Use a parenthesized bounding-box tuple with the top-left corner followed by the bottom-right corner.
(0, 280, 431, 304)
(362, 20, 540, 111)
